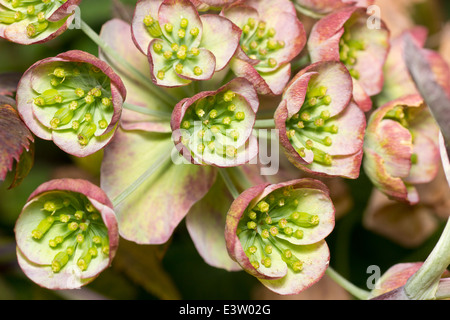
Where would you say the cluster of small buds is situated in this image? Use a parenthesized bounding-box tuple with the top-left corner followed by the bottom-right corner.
(285, 84, 334, 166)
(15, 179, 118, 289)
(275, 61, 366, 179)
(0, 0, 81, 44)
(226, 179, 334, 295)
(238, 189, 320, 272)
(30, 194, 110, 273)
(171, 78, 258, 167)
(16, 50, 126, 157)
(239, 18, 285, 70)
(132, 0, 241, 87)
(338, 26, 366, 80)
(222, 0, 306, 95)
(307, 6, 390, 111)
(33, 64, 114, 146)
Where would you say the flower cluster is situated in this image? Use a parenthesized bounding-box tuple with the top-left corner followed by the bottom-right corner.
(0, 0, 81, 44)
(3, 0, 450, 300)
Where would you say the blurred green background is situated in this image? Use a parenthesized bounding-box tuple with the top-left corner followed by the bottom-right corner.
(0, 0, 450, 300)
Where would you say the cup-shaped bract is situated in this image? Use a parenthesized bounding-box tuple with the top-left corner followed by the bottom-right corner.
(307, 6, 390, 111)
(363, 94, 440, 205)
(292, 0, 374, 17)
(221, 0, 306, 95)
(275, 61, 365, 179)
(225, 179, 334, 295)
(15, 179, 119, 290)
(0, 0, 81, 45)
(171, 77, 258, 167)
(16, 50, 126, 157)
(131, 0, 241, 87)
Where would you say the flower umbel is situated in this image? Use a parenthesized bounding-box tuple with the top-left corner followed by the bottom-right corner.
(15, 179, 119, 290)
(17, 50, 126, 157)
(0, 0, 81, 44)
(225, 179, 334, 295)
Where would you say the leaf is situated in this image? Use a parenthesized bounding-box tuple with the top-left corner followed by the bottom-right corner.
(112, 238, 181, 300)
(8, 142, 35, 189)
(0, 103, 34, 184)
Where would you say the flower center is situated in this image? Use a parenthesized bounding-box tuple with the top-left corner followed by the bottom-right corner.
(180, 90, 247, 160)
(285, 84, 337, 166)
(32, 63, 114, 146)
(0, 0, 67, 38)
(339, 26, 366, 80)
(237, 186, 320, 272)
(240, 18, 285, 69)
(143, 14, 203, 80)
(30, 191, 110, 273)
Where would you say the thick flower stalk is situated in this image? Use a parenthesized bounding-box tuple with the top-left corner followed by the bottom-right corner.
(131, 0, 241, 87)
(275, 61, 366, 179)
(221, 0, 306, 95)
(15, 179, 119, 290)
(0, 0, 81, 45)
(225, 178, 334, 295)
(292, 0, 374, 18)
(307, 6, 389, 111)
(363, 94, 440, 205)
(171, 77, 259, 167)
(16, 50, 126, 157)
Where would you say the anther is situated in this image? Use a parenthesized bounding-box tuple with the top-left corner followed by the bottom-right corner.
(247, 221, 257, 230)
(278, 218, 288, 229)
(193, 66, 203, 76)
(31, 216, 55, 240)
(257, 201, 270, 213)
(180, 18, 189, 29)
(269, 226, 278, 236)
(294, 229, 304, 239)
(248, 246, 257, 254)
(235, 112, 245, 121)
(52, 252, 69, 273)
(190, 27, 199, 37)
(164, 23, 173, 33)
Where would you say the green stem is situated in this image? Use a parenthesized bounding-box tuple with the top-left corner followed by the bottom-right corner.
(290, 54, 311, 72)
(404, 217, 450, 299)
(221, 67, 236, 86)
(229, 166, 253, 190)
(326, 266, 370, 300)
(123, 102, 172, 119)
(112, 147, 172, 207)
(253, 119, 276, 129)
(219, 168, 240, 200)
(79, 20, 179, 107)
(253, 128, 277, 141)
